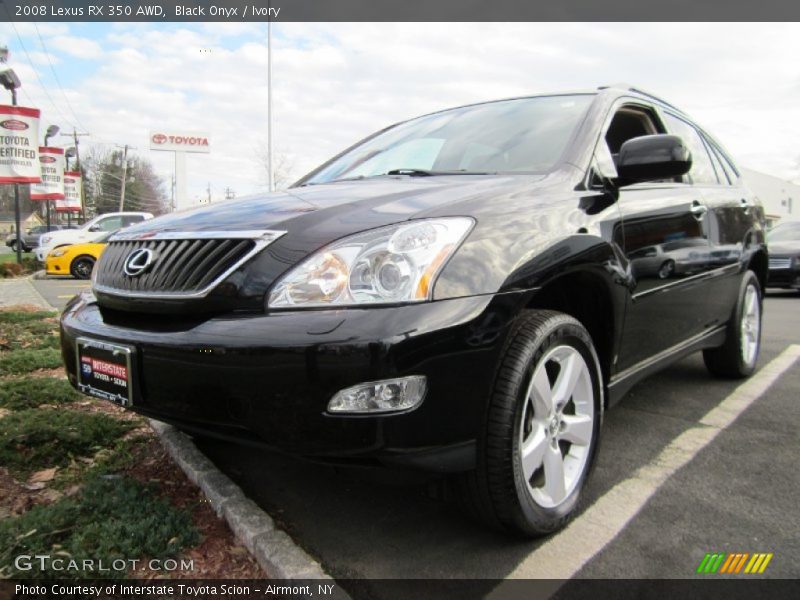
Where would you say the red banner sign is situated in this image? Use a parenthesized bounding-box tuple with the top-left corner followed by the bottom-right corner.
(57, 171, 83, 213)
(31, 146, 65, 200)
(0, 105, 42, 184)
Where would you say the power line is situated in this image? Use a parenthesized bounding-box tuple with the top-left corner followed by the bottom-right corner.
(1, 9, 75, 129)
(32, 23, 90, 133)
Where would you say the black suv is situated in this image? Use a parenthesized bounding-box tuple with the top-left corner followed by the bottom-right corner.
(60, 85, 766, 536)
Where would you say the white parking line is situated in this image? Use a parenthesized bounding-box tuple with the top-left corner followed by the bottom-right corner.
(494, 344, 800, 583)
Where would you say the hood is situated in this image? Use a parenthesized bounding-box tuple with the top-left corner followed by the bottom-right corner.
(768, 240, 800, 255)
(116, 174, 546, 240)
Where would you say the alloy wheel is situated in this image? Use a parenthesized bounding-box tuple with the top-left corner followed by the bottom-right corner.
(518, 345, 595, 508)
(740, 283, 760, 367)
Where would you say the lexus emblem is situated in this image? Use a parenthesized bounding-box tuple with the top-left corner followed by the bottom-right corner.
(123, 248, 157, 277)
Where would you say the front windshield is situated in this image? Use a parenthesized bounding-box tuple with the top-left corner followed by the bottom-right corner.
(768, 224, 800, 242)
(303, 94, 594, 185)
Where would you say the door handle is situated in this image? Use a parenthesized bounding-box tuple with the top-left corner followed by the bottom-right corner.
(690, 201, 708, 219)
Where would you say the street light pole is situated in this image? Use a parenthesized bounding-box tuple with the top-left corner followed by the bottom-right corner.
(11, 87, 22, 265)
(65, 147, 76, 227)
(1, 49, 23, 264)
(43, 124, 60, 230)
(267, 16, 274, 192)
(61, 129, 89, 223)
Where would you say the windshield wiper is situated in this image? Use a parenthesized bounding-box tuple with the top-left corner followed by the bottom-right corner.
(300, 169, 495, 186)
(385, 168, 493, 176)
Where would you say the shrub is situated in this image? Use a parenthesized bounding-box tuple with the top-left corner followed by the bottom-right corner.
(0, 348, 63, 375)
(0, 378, 80, 410)
(0, 476, 198, 579)
(0, 409, 135, 478)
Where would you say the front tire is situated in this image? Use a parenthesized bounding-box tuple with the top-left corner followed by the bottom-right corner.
(703, 270, 762, 378)
(70, 255, 96, 280)
(456, 311, 603, 537)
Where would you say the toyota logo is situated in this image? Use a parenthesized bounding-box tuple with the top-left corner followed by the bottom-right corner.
(123, 249, 157, 277)
(151, 133, 167, 144)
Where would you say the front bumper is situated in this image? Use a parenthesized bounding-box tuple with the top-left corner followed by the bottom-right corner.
(767, 262, 800, 288)
(45, 255, 69, 275)
(60, 291, 527, 472)
(35, 246, 51, 262)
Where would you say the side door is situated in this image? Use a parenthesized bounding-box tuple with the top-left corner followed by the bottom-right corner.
(601, 102, 716, 372)
(661, 113, 748, 331)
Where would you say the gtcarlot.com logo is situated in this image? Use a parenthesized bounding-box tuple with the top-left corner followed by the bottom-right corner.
(14, 555, 194, 573)
(697, 552, 773, 574)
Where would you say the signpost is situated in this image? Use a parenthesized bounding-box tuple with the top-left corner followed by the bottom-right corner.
(149, 130, 210, 211)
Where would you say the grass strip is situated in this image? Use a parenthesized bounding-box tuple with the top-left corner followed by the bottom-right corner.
(0, 378, 81, 410)
(0, 475, 199, 579)
(0, 409, 135, 479)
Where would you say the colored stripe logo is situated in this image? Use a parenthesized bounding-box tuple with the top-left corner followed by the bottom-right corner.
(697, 552, 773, 574)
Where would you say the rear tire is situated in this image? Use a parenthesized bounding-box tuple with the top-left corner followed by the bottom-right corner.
(70, 255, 96, 280)
(703, 270, 762, 378)
(658, 260, 675, 279)
(455, 311, 603, 537)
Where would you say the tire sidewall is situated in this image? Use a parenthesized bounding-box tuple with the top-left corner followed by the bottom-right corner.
(733, 271, 762, 376)
(71, 256, 95, 279)
(509, 319, 603, 530)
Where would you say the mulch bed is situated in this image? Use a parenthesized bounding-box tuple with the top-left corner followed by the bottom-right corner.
(0, 305, 265, 579)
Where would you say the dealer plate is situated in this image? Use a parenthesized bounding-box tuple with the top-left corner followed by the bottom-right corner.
(76, 337, 134, 407)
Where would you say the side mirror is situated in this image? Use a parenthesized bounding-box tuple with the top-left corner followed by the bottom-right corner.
(616, 134, 692, 186)
(88, 224, 102, 232)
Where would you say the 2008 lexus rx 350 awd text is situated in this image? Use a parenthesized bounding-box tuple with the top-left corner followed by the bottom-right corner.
(60, 85, 767, 536)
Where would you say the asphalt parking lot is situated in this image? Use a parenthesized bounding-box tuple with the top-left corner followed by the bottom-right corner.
(33, 277, 800, 590)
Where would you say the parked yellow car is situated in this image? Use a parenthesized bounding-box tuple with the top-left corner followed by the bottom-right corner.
(45, 232, 113, 280)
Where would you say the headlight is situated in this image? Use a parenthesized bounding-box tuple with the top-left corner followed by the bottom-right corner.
(41, 235, 52, 245)
(49, 249, 67, 258)
(268, 217, 473, 308)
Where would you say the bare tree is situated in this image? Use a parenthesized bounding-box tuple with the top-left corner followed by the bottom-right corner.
(255, 143, 296, 191)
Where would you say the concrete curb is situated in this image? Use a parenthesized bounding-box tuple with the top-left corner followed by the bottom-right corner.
(0, 274, 56, 311)
(149, 420, 338, 584)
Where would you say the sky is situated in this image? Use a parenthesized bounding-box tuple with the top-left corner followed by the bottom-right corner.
(1, 21, 799, 205)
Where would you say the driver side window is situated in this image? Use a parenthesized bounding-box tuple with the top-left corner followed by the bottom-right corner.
(604, 105, 665, 174)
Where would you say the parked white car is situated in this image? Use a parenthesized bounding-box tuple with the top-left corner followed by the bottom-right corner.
(36, 212, 153, 261)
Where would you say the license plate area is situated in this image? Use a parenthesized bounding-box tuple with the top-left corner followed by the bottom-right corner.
(76, 337, 134, 407)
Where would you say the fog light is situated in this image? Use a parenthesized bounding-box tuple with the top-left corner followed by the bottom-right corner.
(328, 376, 427, 414)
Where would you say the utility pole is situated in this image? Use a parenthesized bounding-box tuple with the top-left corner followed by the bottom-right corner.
(225, 187, 235, 200)
(207, 181, 211, 204)
(61, 129, 90, 223)
(118, 144, 130, 212)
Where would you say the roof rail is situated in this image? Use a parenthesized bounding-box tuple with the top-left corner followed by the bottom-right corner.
(597, 83, 687, 115)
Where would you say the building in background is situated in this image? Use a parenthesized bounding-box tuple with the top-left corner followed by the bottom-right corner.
(0, 211, 43, 235)
(740, 168, 799, 228)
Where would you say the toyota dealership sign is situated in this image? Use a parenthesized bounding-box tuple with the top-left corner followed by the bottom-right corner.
(149, 131, 210, 153)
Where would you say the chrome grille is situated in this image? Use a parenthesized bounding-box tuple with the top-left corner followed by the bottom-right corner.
(768, 257, 792, 270)
(93, 230, 285, 298)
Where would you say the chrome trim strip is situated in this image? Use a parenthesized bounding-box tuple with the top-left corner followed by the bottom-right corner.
(110, 229, 284, 242)
(632, 263, 740, 301)
(92, 230, 286, 300)
(609, 325, 726, 387)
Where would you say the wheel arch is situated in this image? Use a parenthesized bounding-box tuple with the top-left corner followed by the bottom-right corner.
(525, 266, 624, 401)
(747, 248, 768, 292)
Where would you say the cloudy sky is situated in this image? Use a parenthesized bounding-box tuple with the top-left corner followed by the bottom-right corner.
(1, 22, 799, 205)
